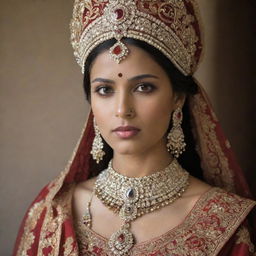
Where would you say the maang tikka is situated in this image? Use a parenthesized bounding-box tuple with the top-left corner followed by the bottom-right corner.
(167, 107, 186, 158)
(91, 119, 105, 163)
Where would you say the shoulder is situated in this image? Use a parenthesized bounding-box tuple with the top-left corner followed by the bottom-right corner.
(72, 177, 97, 221)
(74, 177, 96, 195)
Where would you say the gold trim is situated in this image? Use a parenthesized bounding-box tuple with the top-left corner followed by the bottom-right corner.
(190, 85, 235, 191)
(236, 226, 255, 253)
(75, 188, 256, 255)
(16, 201, 45, 256)
(70, 0, 202, 75)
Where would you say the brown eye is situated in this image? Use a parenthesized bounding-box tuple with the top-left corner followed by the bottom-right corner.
(95, 86, 114, 96)
(136, 83, 156, 93)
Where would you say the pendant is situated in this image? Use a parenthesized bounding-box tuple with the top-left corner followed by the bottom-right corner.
(119, 203, 137, 221)
(109, 40, 129, 64)
(108, 224, 134, 256)
(124, 187, 139, 203)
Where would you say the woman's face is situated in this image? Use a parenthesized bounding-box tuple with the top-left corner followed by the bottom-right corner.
(90, 44, 184, 156)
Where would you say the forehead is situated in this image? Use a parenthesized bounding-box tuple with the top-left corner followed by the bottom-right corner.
(90, 44, 169, 80)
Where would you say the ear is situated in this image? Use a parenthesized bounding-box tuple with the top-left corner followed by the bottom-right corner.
(173, 93, 186, 109)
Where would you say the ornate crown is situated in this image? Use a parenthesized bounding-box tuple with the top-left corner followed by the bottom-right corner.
(70, 0, 203, 75)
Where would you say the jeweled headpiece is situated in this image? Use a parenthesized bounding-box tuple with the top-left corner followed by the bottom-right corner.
(70, 0, 203, 75)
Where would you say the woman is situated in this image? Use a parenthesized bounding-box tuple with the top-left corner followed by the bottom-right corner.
(13, 0, 255, 255)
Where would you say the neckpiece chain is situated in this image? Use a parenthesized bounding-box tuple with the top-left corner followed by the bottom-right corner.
(83, 159, 189, 256)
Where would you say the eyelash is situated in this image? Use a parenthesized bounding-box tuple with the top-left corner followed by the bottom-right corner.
(94, 86, 113, 96)
(94, 83, 156, 96)
(135, 83, 156, 93)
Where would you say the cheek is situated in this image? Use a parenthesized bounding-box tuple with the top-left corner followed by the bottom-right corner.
(138, 96, 173, 133)
(91, 98, 114, 135)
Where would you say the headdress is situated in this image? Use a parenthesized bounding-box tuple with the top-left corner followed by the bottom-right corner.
(70, 0, 203, 75)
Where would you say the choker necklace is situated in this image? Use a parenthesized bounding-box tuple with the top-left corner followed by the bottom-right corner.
(84, 159, 189, 256)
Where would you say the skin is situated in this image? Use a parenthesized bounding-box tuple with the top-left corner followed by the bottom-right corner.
(73, 44, 211, 243)
(91, 44, 183, 176)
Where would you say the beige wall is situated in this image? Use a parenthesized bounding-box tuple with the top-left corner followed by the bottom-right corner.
(0, 1, 254, 255)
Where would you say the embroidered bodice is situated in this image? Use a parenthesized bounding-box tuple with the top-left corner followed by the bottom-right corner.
(75, 187, 255, 256)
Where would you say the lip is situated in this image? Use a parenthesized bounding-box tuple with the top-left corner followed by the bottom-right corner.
(113, 126, 140, 139)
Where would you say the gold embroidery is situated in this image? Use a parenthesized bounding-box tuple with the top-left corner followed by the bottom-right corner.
(75, 188, 255, 256)
(17, 200, 45, 256)
(190, 89, 235, 192)
(64, 237, 77, 256)
(38, 185, 78, 256)
(76, 221, 110, 255)
(225, 140, 231, 149)
(236, 226, 255, 253)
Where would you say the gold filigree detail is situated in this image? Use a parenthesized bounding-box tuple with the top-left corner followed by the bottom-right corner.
(64, 237, 77, 256)
(189, 89, 235, 192)
(236, 226, 255, 253)
(16, 200, 45, 256)
(225, 140, 231, 149)
(70, 0, 202, 75)
(37, 185, 78, 256)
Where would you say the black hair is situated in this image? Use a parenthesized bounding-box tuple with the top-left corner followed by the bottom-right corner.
(84, 38, 204, 180)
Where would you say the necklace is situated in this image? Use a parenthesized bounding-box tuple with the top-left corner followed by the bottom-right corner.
(84, 159, 189, 256)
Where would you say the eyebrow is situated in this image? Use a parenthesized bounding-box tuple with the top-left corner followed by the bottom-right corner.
(91, 78, 114, 84)
(128, 74, 159, 81)
(91, 74, 159, 84)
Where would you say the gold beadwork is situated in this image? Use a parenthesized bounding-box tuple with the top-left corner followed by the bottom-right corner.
(70, 0, 203, 75)
(90, 119, 105, 163)
(167, 107, 186, 158)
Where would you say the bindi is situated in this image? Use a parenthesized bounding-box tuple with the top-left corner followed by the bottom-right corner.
(118, 73, 123, 77)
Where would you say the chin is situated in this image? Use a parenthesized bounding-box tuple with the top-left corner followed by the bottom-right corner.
(114, 147, 137, 156)
(112, 142, 143, 156)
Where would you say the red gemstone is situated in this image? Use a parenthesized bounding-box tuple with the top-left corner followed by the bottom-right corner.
(114, 8, 124, 20)
(177, 112, 181, 119)
(92, 246, 102, 254)
(118, 233, 125, 243)
(113, 45, 122, 55)
(116, 29, 122, 34)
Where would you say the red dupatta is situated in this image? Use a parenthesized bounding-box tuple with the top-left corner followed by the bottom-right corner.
(13, 84, 255, 256)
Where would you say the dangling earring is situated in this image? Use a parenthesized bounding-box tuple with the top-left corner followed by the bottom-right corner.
(91, 119, 105, 164)
(167, 107, 186, 158)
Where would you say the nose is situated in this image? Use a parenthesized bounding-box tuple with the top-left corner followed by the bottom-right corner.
(115, 90, 136, 119)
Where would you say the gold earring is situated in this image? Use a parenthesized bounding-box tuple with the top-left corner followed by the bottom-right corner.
(167, 107, 186, 158)
(91, 119, 105, 164)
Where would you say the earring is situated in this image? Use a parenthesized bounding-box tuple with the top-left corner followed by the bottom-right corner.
(167, 107, 186, 158)
(91, 119, 105, 164)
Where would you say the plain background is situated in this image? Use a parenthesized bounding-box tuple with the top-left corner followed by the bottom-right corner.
(1, 0, 255, 255)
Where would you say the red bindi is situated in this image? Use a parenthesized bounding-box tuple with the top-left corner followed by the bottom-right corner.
(118, 73, 123, 77)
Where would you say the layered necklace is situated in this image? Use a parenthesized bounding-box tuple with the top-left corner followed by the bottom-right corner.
(83, 159, 189, 256)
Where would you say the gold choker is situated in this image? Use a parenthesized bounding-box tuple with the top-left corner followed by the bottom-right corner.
(84, 159, 189, 256)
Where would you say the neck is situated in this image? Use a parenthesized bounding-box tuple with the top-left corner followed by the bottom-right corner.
(112, 144, 174, 178)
